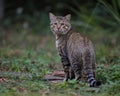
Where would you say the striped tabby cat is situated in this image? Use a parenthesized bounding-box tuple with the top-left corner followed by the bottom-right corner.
(49, 13, 101, 87)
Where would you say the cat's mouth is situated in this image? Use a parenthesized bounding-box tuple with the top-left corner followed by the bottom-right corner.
(56, 31, 68, 35)
(51, 28, 69, 35)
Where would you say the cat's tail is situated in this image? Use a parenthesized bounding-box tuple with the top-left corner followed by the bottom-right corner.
(87, 73, 101, 87)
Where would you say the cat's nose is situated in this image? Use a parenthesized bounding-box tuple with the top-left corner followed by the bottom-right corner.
(57, 24, 61, 29)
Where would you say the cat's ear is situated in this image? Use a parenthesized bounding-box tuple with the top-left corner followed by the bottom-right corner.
(49, 12, 56, 21)
(65, 14, 71, 21)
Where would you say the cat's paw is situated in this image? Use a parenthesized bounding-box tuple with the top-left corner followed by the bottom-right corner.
(63, 77, 69, 82)
(75, 75, 81, 81)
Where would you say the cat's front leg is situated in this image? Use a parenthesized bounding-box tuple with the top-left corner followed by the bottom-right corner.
(69, 67, 75, 79)
(63, 67, 69, 81)
(61, 56, 70, 81)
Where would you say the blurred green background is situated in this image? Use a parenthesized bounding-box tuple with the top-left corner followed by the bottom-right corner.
(0, 0, 120, 96)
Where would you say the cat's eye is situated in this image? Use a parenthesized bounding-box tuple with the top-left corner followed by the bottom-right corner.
(61, 23, 64, 25)
(64, 26, 68, 29)
(54, 23, 57, 25)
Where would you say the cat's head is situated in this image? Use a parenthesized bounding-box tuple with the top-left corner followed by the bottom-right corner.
(49, 13, 71, 35)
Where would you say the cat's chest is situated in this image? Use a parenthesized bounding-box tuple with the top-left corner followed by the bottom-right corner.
(56, 40, 66, 48)
(55, 35, 66, 48)
(55, 40, 59, 48)
(55, 39, 67, 56)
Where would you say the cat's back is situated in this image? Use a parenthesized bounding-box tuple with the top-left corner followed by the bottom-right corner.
(67, 31, 90, 48)
(67, 31, 94, 57)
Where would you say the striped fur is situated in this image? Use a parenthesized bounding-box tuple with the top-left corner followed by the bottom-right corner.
(49, 13, 101, 87)
(87, 74, 101, 87)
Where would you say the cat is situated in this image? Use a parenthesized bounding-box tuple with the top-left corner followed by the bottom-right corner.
(49, 12, 101, 87)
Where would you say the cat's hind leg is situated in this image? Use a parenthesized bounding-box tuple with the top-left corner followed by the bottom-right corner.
(71, 59, 82, 81)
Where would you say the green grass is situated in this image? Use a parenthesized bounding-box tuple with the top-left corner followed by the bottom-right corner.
(0, 21, 120, 96)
